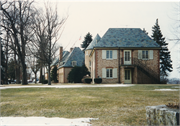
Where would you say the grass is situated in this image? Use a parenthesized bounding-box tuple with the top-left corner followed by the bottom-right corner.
(0, 84, 179, 125)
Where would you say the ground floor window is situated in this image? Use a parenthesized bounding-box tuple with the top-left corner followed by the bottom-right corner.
(106, 68, 113, 78)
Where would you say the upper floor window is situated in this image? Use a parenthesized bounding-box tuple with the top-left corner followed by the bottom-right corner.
(72, 61, 77, 67)
(106, 50, 113, 59)
(142, 50, 148, 59)
(138, 50, 153, 60)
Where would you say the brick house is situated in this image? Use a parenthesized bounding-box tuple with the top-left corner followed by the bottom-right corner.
(56, 47, 84, 83)
(85, 28, 161, 84)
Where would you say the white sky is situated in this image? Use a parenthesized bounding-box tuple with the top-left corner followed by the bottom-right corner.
(35, 0, 180, 79)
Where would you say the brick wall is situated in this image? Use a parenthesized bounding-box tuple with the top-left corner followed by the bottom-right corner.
(87, 49, 160, 84)
(96, 49, 119, 84)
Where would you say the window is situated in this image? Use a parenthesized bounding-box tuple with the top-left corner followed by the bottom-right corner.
(106, 68, 113, 78)
(72, 61, 77, 67)
(125, 51, 130, 61)
(142, 50, 148, 59)
(106, 50, 113, 59)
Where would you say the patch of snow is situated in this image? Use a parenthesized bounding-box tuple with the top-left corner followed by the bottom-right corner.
(0, 117, 98, 126)
(0, 84, 134, 90)
(154, 89, 179, 91)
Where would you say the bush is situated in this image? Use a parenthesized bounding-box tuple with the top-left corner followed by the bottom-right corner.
(84, 78, 92, 84)
(94, 78, 102, 84)
(43, 80, 48, 84)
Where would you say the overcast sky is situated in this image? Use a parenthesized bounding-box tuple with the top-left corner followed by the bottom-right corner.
(36, 0, 179, 79)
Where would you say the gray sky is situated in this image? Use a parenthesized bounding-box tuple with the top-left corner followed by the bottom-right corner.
(37, 0, 180, 79)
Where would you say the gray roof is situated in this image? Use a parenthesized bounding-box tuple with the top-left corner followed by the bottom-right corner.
(86, 34, 101, 50)
(58, 47, 84, 69)
(94, 28, 160, 48)
(50, 51, 69, 67)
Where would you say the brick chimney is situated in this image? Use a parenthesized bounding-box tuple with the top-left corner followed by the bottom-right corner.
(59, 46, 63, 62)
(70, 48, 73, 53)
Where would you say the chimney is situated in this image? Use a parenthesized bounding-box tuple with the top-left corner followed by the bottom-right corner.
(59, 46, 63, 62)
(70, 48, 73, 53)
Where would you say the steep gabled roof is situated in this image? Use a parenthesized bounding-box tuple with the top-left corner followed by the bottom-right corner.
(50, 51, 69, 67)
(94, 28, 160, 48)
(86, 34, 101, 50)
(58, 47, 84, 69)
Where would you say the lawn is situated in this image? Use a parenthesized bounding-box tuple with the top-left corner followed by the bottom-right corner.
(0, 84, 179, 125)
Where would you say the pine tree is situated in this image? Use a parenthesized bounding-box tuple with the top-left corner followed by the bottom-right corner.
(151, 19, 173, 78)
(81, 32, 93, 52)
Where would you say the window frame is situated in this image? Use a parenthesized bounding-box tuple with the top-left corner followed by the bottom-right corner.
(142, 50, 149, 60)
(106, 50, 113, 60)
(72, 61, 77, 67)
(106, 68, 113, 78)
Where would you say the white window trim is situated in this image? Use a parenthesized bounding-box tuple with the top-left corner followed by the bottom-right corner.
(106, 50, 113, 60)
(72, 61, 77, 67)
(106, 68, 113, 79)
(142, 50, 149, 60)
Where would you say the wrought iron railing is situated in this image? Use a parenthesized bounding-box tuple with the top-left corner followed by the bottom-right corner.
(121, 57, 160, 83)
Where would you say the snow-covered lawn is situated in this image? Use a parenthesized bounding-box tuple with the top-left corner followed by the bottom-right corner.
(154, 89, 179, 91)
(0, 117, 98, 126)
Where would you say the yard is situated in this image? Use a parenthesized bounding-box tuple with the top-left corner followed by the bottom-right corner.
(0, 84, 179, 125)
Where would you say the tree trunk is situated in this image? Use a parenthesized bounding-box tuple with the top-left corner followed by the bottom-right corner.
(35, 73, 37, 84)
(40, 67, 43, 83)
(48, 64, 51, 85)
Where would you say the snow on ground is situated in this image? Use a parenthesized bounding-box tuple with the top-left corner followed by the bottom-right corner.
(154, 89, 179, 91)
(0, 84, 134, 90)
(0, 117, 98, 126)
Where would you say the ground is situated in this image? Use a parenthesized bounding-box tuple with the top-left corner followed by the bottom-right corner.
(0, 83, 179, 126)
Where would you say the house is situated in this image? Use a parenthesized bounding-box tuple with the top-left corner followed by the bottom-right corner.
(85, 28, 161, 84)
(57, 47, 84, 83)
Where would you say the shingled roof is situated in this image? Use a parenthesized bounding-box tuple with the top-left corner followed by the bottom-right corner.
(94, 28, 160, 48)
(86, 34, 101, 50)
(58, 47, 84, 69)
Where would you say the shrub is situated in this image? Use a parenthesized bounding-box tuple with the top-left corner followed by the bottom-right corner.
(67, 65, 90, 83)
(43, 80, 48, 84)
(94, 78, 102, 84)
(84, 78, 92, 84)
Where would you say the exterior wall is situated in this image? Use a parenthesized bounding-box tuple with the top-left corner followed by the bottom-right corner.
(133, 49, 160, 83)
(85, 50, 92, 72)
(58, 68, 64, 83)
(95, 49, 119, 84)
(90, 49, 160, 84)
(57, 67, 72, 83)
(64, 68, 72, 83)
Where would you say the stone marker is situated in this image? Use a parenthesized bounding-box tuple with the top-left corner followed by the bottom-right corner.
(146, 105, 179, 126)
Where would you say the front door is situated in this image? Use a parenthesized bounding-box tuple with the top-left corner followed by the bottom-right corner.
(124, 69, 131, 84)
(124, 50, 131, 65)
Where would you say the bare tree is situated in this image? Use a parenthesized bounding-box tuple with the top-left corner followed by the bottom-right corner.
(1, 0, 35, 84)
(26, 55, 40, 83)
(29, 3, 67, 85)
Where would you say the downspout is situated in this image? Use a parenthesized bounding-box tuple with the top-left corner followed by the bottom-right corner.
(118, 48, 120, 83)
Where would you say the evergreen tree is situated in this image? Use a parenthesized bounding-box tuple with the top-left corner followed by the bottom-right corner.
(7, 59, 16, 81)
(151, 19, 173, 78)
(67, 65, 90, 83)
(81, 32, 93, 52)
(50, 66, 58, 83)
